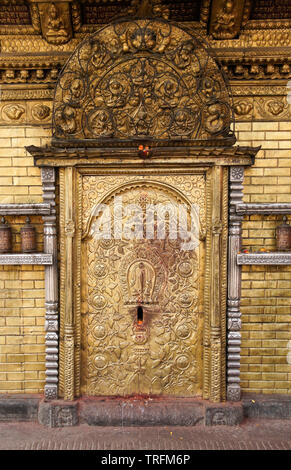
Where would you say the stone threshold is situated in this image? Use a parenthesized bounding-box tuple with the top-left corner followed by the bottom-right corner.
(0, 394, 290, 428)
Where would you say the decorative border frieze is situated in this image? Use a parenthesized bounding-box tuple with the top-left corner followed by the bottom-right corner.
(0, 84, 288, 124)
(232, 84, 289, 97)
(236, 203, 291, 215)
(0, 101, 52, 126)
(237, 252, 291, 265)
(233, 95, 291, 121)
(0, 253, 53, 265)
(0, 88, 54, 102)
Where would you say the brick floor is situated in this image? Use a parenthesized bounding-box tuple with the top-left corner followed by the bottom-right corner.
(0, 419, 291, 450)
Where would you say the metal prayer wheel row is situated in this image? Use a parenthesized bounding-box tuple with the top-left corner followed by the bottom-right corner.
(0, 217, 36, 254)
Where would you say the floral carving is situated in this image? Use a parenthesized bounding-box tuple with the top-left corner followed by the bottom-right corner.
(81, 175, 206, 396)
(3, 104, 25, 121)
(230, 166, 244, 181)
(267, 100, 285, 116)
(32, 104, 51, 121)
(234, 100, 253, 116)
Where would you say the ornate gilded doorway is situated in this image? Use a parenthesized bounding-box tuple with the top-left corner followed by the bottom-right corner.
(80, 174, 206, 397)
(28, 15, 258, 403)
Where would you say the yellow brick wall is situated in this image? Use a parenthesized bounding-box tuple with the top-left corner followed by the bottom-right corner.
(0, 121, 290, 396)
(237, 121, 291, 394)
(0, 126, 51, 393)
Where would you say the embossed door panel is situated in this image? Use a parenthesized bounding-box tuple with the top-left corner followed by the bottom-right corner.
(81, 174, 206, 397)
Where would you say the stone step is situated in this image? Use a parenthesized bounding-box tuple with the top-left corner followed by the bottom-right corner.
(0, 393, 290, 427)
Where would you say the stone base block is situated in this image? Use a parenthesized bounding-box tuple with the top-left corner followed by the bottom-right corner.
(38, 399, 79, 427)
(1, 393, 290, 427)
(79, 397, 205, 426)
(205, 402, 243, 426)
(0, 395, 40, 422)
(243, 394, 291, 419)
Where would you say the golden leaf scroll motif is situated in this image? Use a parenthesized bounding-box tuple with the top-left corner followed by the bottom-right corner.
(81, 175, 206, 397)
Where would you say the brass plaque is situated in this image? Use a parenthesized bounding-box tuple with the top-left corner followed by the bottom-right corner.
(80, 174, 206, 397)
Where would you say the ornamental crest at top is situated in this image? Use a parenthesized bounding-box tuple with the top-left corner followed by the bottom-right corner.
(52, 18, 235, 146)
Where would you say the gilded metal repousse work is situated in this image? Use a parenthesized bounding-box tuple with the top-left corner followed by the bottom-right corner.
(80, 175, 206, 396)
(209, 0, 249, 40)
(23, 11, 259, 403)
(38, 1, 72, 45)
(52, 18, 234, 144)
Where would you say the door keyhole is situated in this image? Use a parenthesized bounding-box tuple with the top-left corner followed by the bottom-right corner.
(137, 306, 143, 325)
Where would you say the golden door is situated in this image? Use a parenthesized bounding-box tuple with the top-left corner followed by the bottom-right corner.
(80, 173, 206, 397)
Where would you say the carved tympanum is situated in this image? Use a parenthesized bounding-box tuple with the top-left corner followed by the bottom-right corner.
(53, 18, 234, 144)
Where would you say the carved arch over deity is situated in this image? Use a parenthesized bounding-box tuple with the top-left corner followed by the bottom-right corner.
(81, 178, 204, 241)
(52, 18, 235, 146)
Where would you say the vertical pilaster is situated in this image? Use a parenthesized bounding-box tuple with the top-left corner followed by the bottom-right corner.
(227, 166, 244, 401)
(210, 166, 223, 402)
(64, 167, 75, 400)
(41, 167, 58, 400)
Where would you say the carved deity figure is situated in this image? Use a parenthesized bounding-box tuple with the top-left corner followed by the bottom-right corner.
(128, 261, 155, 303)
(46, 3, 68, 40)
(104, 79, 127, 108)
(56, 408, 73, 427)
(212, 0, 236, 38)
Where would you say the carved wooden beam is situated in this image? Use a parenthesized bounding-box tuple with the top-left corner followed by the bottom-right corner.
(236, 203, 291, 215)
(0, 203, 51, 215)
